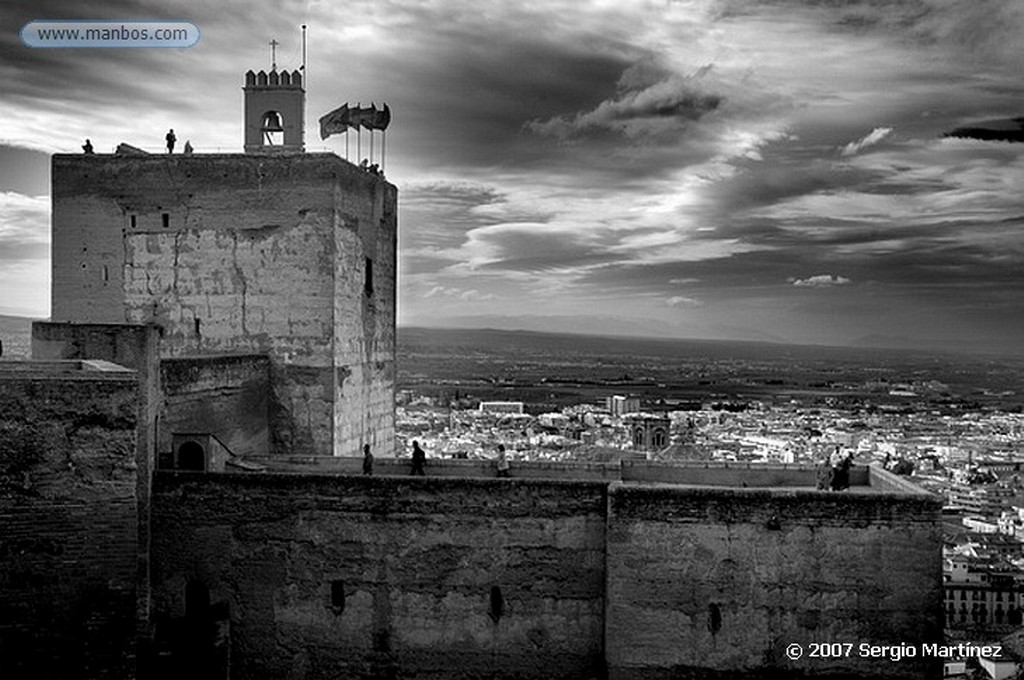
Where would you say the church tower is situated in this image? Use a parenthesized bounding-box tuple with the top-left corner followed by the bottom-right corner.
(243, 67, 305, 153)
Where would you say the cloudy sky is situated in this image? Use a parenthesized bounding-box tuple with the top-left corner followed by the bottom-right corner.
(3, 0, 1024, 353)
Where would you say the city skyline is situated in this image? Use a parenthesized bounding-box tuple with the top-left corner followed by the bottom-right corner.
(2, 0, 1024, 354)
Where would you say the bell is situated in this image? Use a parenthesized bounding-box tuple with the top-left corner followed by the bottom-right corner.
(261, 111, 284, 133)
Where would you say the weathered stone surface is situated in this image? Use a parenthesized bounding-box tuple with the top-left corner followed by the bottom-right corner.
(161, 354, 271, 457)
(0, 366, 142, 679)
(151, 474, 608, 680)
(605, 484, 943, 680)
(148, 472, 943, 680)
(50, 153, 396, 458)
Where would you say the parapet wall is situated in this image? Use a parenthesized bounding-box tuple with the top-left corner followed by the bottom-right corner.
(150, 467, 942, 679)
(151, 473, 608, 680)
(605, 484, 943, 680)
(242, 456, 878, 488)
(0, 364, 143, 679)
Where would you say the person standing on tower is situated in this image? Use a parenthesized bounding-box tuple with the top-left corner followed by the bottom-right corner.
(166, 129, 176, 153)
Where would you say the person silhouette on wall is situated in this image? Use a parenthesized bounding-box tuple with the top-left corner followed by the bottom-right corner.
(362, 444, 374, 476)
(166, 129, 176, 153)
(411, 441, 426, 476)
(496, 444, 510, 478)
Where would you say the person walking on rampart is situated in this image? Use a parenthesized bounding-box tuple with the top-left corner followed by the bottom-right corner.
(815, 455, 832, 491)
(362, 443, 373, 476)
(830, 447, 852, 491)
(411, 441, 426, 476)
(166, 129, 176, 153)
(496, 444, 510, 478)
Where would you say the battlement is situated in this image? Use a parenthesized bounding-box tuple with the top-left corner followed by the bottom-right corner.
(244, 68, 304, 89)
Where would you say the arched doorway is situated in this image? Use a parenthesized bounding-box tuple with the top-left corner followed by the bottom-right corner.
(177, 441, 206, 471)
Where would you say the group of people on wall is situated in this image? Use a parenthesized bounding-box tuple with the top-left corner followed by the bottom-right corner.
(359, 441, 510, 478)
(817, 447, 854, 491)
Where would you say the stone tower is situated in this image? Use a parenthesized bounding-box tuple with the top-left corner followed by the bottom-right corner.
(243, 68, 305, 153)
(48, 71, 396, 458)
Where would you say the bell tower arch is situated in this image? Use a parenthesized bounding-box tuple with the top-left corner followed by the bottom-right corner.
(243, 68, 305, 153)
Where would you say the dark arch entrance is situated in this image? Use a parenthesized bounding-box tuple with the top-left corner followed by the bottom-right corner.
(178, 441, 206, 471)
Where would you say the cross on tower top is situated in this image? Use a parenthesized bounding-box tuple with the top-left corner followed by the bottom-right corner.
(269, 39, 279, 70)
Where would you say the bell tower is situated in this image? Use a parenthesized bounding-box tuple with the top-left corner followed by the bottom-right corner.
(243, 67, 305, 153)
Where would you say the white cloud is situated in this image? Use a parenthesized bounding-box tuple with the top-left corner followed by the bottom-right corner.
(667, 295, 702, 307)
(792, 274, 851, 287)
(840, 127, 893, 157)
(423, 284, 495, 301)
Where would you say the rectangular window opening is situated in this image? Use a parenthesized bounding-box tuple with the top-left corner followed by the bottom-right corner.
(330, 580, 345, 612)
(102, 265, 109, 283)
(130, 214, 137, 229)
(364, 257, 374, 296)
(162, 212, 170, 228)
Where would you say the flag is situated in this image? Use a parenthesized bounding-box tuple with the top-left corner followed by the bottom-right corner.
(372, 104, 391, 131)
(318, 104, 350, 140)
(318, 102, 391, 138)
(359, 103, 378, 130)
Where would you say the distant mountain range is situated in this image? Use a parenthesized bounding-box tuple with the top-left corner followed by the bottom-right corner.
(1, 314, 1017, 364)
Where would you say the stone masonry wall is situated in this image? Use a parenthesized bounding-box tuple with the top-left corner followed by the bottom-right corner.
(160, 354, 271, 458)
(0, 368, 142, 679)
(333, 167, 397, 457)
(29, 321, 162, 641)
(151, 473, 608, 680)
(150, 470, 943, 680)
(51, 154, 397, 457)
(604, 483, 944, 680)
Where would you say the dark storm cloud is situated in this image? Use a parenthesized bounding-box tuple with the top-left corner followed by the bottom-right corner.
(945, 118, 1024, 143)
(5, 0, 1024, 346)
(1, 0, 196, 110)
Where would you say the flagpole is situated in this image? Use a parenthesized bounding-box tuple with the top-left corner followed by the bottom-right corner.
(370, 128, 374, 165)
(301, 24, 307, 148)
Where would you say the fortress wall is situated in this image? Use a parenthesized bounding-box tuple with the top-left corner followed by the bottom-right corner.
(28, 321, 162, 635)
(0, 368, 143, 679)
(333, 173, 398, 457)
(160, 354, 271, 458)
(151, 473, 608, 680)
(604, 483, 944, 680)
